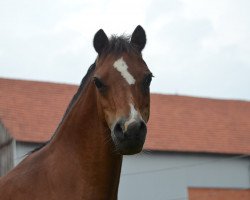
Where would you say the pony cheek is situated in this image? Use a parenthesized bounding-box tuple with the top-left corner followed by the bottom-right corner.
(103, 109, 116, 130)
(97, 97, 113, 127)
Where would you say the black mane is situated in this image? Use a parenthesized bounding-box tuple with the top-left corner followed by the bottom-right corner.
(102, 35, 139, 56)
(29, 63, 96, 154)
(60, 63, 96, 121)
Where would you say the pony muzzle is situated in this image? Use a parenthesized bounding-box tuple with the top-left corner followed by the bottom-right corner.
(112, 118, 147, 155)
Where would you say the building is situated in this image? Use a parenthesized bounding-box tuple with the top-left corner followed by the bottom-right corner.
(0, 77, 250, 200)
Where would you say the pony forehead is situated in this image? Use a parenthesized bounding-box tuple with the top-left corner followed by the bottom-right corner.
(113, 57, 135, 85)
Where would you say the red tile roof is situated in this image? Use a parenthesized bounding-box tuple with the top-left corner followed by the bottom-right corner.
(1, 78, 250, 154)
(147, 94, 250, 154)
(0, 78, 76, 142)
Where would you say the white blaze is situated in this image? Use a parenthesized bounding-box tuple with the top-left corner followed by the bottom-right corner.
(124, 104, 140, 132)
(113, 57, 135, 85)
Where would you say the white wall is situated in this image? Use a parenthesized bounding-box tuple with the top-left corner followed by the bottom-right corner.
(0, 124, 14, 176)
(119, 152, 250, 200)
(14, 142, 41, 165)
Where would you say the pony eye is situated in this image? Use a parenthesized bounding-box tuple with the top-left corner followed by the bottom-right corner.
(143, 73, 153, 88)
(142, 73, 153, 94)
(93, 77, 106, 91)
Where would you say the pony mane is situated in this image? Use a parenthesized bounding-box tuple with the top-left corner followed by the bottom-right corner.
(61, 63, 96, 120)
(29, 63, 96, 154)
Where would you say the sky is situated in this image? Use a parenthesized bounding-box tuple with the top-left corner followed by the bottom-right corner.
(0, 0, 250, 101)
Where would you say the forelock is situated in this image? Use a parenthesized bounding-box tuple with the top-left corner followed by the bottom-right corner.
(101, 35, 139, 56)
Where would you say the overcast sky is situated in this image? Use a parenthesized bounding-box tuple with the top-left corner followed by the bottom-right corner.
(0, 0, 250, 101)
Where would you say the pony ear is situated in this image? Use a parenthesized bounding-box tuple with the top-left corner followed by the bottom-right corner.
(93, 29, 109, 55)
(130, 25, 146, 52)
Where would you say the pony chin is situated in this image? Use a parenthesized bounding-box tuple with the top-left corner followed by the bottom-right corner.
(110, 130, 146, 155)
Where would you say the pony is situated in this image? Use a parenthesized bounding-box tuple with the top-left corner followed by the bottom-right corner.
(0, 25, 152, 200)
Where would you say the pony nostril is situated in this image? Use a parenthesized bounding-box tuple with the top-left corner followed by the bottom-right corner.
(139, 121, 146, 133)
(126, 120, 147, 139)
(137, 121, 147, 138)
(114, 122, 124, 140)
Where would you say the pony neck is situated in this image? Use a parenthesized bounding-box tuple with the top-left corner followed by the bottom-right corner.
(48, 81, 122, 200)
